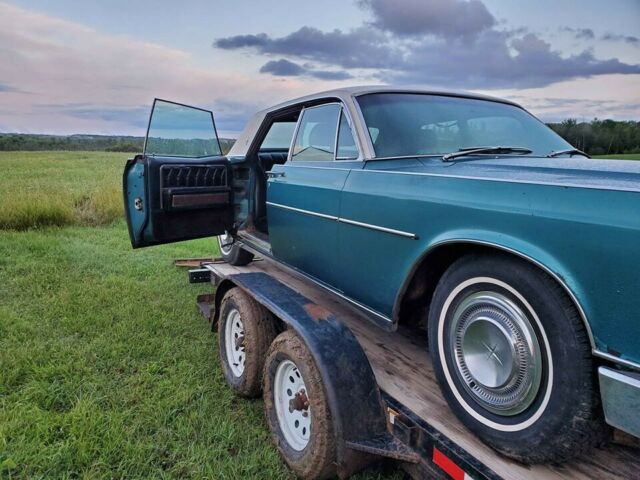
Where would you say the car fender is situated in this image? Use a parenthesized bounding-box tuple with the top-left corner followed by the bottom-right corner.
(395, 228, 596, 351)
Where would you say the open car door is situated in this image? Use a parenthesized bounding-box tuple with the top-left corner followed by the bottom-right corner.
(123, 99, 233, 248)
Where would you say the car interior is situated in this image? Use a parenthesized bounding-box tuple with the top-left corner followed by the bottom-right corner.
(250, 108, 300, 237)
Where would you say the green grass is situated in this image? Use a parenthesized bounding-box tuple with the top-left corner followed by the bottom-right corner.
(0, 151, 401, 478)
(0, 151, 128, 230)
(593, 153, 640, 160)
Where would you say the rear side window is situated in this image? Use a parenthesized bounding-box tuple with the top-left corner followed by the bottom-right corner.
(291, 104, 341, 162)
(260, 122, 296, 149)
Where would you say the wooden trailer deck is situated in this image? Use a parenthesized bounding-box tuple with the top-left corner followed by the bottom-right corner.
(205, 259, 639, 480)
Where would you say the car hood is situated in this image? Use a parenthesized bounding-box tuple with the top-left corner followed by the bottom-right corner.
(379, 156, 640, 193)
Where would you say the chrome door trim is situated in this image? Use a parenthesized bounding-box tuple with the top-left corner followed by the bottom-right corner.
(266, 201, 339, 221)
(266, 201, 417, 239)
(275, 164, 352, 172)
(338, 217, 418, 239)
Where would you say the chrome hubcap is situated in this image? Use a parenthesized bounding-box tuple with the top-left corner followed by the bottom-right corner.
(450, 291, 542, 416)
(218, 231, 233, 255)
(224, 308, 245, 377)
(274, 360, 311, 451)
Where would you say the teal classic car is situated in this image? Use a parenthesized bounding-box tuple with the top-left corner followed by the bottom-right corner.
(124, 87, 640, 464)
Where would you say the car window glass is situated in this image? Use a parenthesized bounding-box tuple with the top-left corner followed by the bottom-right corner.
(291, 104, 340, 162)
(336, 112, 358, 159)
(368, 127, 380, 143)
(261, 122, 297, 149)
(145, 100, 221, 157)
(358, 93, 571, 158)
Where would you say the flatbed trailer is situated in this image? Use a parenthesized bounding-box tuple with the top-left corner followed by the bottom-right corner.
(191, 258, 638, 480)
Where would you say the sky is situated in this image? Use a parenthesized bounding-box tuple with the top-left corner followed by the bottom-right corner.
(0, 0, 638, 137)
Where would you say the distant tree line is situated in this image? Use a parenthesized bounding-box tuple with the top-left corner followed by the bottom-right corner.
(546, 119, 640, 155)
(1, 119, 638, 155)
(0, 134, 235, 155)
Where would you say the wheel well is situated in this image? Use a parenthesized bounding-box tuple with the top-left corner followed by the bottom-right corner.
(396, 243, 583, 332)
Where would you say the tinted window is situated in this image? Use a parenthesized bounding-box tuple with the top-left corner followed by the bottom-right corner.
(336, 112, 358, 159)
(357, 94, 571, 158)
(291, 104, 340, 162)
(261, 121, 297, 149)
(145, 100, 221, 157)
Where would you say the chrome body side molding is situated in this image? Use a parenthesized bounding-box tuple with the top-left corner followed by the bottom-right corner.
(266, 201, 417, 240)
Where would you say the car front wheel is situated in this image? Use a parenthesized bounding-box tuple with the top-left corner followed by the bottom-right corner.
(428, 252, 607, 463)
(217, 231, 254, 266)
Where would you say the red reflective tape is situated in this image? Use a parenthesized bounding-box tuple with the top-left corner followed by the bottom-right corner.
(433, 447, 466, 480)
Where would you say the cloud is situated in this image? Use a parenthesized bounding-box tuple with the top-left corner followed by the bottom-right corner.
(359, 0, 495, 39)
(0, 83, 28, 94)
(388, 31, 639, 88)
(602, 32, 640, 46)
(561, 27, 595, 40)
(259, 59, 352, 80)
(561, 27, 639, 47)
(215, 12, 640, 90)
(0, 3, 312, 135)
(37, 104, 151, 129)
(260, 59, 305, 76)
(0, 83, 18, 93)
(215, 26, 398, 69)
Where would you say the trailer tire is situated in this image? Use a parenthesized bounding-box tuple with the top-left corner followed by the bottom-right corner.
(263, 330, 337, 480)
(218, 231, 254, 266)
(428, 252, 607, 463)
(218, 288, 276, 397)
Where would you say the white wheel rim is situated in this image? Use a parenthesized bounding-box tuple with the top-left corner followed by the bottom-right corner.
(224, 308, 245, 377)
(274, 360, 311, 451)
(437, 277, 553, 432)
(218, 231, 233, 255)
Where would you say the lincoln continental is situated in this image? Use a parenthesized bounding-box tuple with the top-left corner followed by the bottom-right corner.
(123, 87, 640, 464)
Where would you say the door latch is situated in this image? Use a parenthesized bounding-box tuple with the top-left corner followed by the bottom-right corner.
(266, 171, 285, 179)
(134, 197, 143, 210)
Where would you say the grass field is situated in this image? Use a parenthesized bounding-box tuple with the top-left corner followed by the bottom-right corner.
(0, 151, 124, 230)
(0, 152, 400, 478)
(593, 153, 640, 160)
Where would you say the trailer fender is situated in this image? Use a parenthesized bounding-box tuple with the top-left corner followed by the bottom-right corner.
(211, 272, 415, 475)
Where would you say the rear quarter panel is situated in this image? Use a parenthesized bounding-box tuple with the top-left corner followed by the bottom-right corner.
(338, 169, 640, 365)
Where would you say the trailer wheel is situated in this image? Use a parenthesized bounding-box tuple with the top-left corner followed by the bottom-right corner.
(218, 288, 276, 397)
(263, 330, 337, 480)
(428, 252, 606, 463)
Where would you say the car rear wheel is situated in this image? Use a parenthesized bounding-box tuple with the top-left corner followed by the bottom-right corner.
(428, 252, 607, 463)
(217, 231, 254, 266)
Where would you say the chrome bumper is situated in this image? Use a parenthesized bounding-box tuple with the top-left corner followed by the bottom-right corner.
(599, 367, 640, 438)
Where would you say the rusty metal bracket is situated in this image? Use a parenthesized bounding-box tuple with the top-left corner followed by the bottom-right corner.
(196, 293, 215, 323)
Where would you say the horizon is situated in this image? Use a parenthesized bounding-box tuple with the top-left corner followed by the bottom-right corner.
(1, 115, 636, 141)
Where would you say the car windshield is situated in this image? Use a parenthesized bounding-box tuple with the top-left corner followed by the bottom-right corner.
(357, 93, 572, 158)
